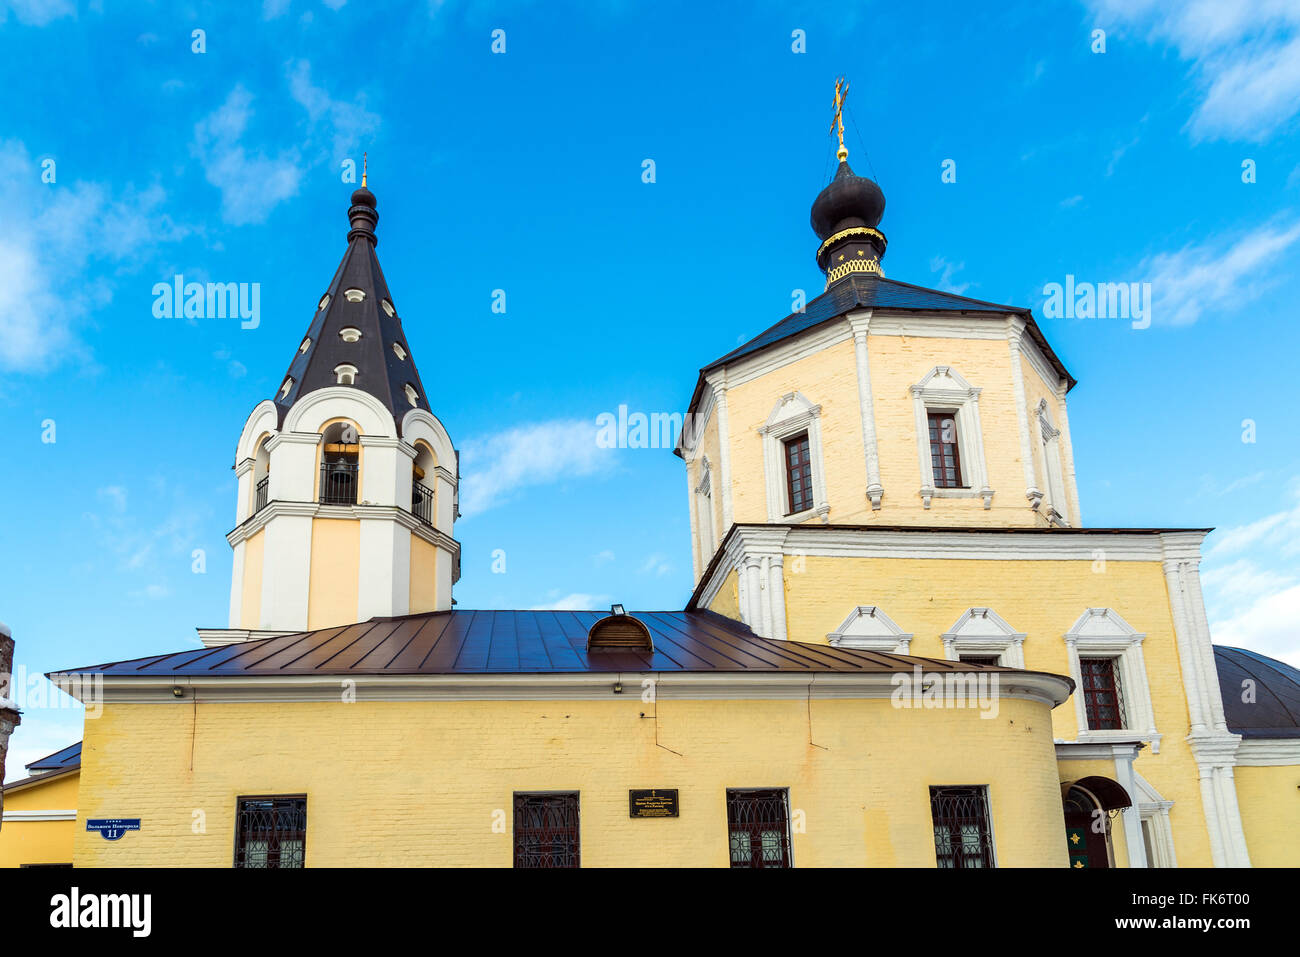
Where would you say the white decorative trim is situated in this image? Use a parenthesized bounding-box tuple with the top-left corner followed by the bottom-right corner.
(1234, 738, 1300, 765)
(827, 606, 912, 653)
(910, 366, 993, 509)
(1133, 771, 1178, 868)
(1, 809, 77, 822)
(941, 608, 1026, 668)
(847, 311, 884, 508)
(283, 385, 396, 438)
(758, 392, 830, 523)
(197, 627, 298, 647)
(704, 371, 735, 531)
(1063, 608, 1161, 753)
(51, 669, 1074, 707)
(1036, 399, 1070, 526)
(1006, 317, 1044, 511)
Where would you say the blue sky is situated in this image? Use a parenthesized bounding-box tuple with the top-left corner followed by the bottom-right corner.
(2, 0, 1299, 775)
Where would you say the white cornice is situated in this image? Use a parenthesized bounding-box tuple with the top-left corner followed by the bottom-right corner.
(51, 669, 1073, 708)
(228, 500, 461, 555)
(1234, 738, 1300, 765)
(1, 808, 77, 822)
(196, 627, 298, 648)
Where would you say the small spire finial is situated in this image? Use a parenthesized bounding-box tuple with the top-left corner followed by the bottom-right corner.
(362, 151, 368, 187)
(830, 77, 850, 162)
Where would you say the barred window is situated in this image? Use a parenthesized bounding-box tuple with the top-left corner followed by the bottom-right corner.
(928, 412, 964, 488)
(929, 786, 995, 868)
(726, 788, 792, 868)
(233, 796, 306, 868)
(513, 793, 580, 868)
(958, 654, 1001, 666)
(1080, 656, 1126, 730)
(783, 433, 814, 514)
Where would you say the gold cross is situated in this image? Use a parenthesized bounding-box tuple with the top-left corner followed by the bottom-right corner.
(829, 77, 850, 161)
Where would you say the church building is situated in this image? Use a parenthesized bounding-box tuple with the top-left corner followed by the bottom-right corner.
(15, 112, 1299, 868)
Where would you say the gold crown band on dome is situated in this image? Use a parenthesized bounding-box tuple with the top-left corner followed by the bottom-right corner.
(817, 226, 887, 260)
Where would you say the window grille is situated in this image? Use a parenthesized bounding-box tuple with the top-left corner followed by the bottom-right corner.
(929, 786, 995, 868)
(234, 796, 306, 869)
(513, 793, 580, 868)
(726, 788, 792, 868)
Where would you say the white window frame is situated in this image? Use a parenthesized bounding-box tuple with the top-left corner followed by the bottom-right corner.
(1064, 608, 1161, 753)
(334, 363, 358, 385)
(694, 455, 716, 563)
(941, 608, 1027, 668)
(827, 606, 913, 653)
(1036, 399, 1070, 526)
(758, 392, 829, 522)
(1133, 771, 1177, 868)
(910, 366, 993, 509)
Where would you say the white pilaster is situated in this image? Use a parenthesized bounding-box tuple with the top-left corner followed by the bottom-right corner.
(848, 311, 884, 509)
(1006, 317, 1043, 510)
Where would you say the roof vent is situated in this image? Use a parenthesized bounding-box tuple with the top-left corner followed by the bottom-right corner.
(318, 294, 330, 310)
(339, 326, 362, 342)
(586, 613, 653, 653)
(382, 299, 396, 317)
(344, 288, 366, 303)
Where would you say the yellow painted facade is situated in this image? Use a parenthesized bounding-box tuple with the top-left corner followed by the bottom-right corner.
(1233, 765, 1300, 868)
(0, 770, 79, 868)
(306, 518, 360, 630)
(238, 529, 264, 630)
(409, 536, 440, 613)
(73, 695, 1067, 867)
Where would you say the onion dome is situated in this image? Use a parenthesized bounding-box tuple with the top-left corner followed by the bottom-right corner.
(811, 159, 888, 289)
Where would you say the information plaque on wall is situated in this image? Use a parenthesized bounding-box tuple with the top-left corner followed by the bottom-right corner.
(629, 789, 679, 818)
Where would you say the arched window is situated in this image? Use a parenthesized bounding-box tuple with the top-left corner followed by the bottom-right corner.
(252, 435, 272, 513)
(411, 441, 436, 527)
(319, 420, 360, 506)
(334, 364, 358, 385)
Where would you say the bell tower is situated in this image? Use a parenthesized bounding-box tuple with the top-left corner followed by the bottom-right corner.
(209, 174, 460, 643)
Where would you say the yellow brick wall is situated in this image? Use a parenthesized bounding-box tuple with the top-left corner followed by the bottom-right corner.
(707, 569, 741, 620)
(709, 332, 1061, 535)
(726, 338, 865, 525)
(1234, 764, 1300, 867)
(781, 554, 1215, 866)
(73, 694, 1066, 867)
(0, 771, 79, 868)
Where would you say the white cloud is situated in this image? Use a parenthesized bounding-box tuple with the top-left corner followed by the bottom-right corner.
(1203, 484, 1300, 666)
(639, 553, 674, 577)
(1084, 0, 1300, 142)
(1141, 219, 1300, 325)
(929, 256, 969, 295)
(593, 549, 615, 565)
(192, 87, 303, 226)
(286, 59, 379, 160)
(0, 0, 75, 26)
(0, 141, 190, 372)
(458, 418, 617, 516)
(532, 592, 609, 611)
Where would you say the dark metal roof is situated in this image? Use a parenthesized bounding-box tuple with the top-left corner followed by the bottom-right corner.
(273, 186, 431, 435)
(25, 740, 81, 772)
(1215, 645, 1300, 739)
(681, 273, 1075, 427)
(52, 610, 1050, 679)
